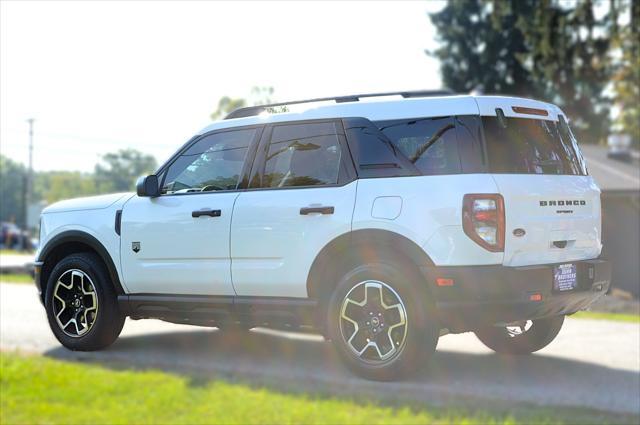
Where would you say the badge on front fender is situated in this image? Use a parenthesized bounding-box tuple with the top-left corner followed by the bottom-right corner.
(132, 242, 141, 253)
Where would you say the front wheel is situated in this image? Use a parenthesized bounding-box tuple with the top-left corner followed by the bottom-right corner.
(474, 315, 565, 355)
(327, 262, 439, 381)
(45, 253, 125, 351)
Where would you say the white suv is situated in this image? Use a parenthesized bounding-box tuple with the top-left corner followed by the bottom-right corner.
(35, 91, 611, 380)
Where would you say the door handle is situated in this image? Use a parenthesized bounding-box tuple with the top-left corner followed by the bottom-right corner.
(192, 209, 222, 218)
(299, 206, 334, 215)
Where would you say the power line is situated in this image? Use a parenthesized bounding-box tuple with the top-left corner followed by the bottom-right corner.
(23, 118, 35, 231)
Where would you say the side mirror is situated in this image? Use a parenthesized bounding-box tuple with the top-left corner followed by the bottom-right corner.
(136, 175, 160, 197)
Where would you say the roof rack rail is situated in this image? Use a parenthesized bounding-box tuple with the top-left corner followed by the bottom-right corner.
(224, 89, 456, 120)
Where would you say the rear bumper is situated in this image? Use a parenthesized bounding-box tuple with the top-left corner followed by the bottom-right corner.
(423, 259, 611, 332)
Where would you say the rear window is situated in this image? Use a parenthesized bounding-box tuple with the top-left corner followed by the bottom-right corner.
(482, 116, 587, 175)
(376, 117, 462, 175)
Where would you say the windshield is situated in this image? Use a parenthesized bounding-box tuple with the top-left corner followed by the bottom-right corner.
(482, 116, 588, 176)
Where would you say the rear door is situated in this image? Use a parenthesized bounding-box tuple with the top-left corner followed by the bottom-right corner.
(230, 120, 357, 298)
(479, 107, 601, 267)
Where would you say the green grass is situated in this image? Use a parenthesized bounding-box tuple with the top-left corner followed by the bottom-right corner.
(0, 273, 33, 284)
(571, 310, 639, 323)
(1, 353, 637, 425)
(0, 249, 33, 256)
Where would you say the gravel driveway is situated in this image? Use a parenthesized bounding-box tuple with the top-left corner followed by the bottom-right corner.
(2, 282, 639, 415)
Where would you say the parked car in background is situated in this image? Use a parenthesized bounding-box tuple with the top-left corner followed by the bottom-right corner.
(34, 91, 611, 380)
(1, 222, 34, 252)
(607, 133, 633, 162)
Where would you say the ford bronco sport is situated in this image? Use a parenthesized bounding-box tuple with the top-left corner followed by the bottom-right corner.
(35, 90, 611, 380)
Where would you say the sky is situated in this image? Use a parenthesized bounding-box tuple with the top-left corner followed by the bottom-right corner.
(1, 1, 445, 173)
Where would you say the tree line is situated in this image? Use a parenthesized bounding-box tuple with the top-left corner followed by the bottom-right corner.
(0, 150, 157, 227)
(429, 0, 639, 146)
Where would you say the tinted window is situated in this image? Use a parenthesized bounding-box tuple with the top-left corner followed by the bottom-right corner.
(377, 117, 461, 175)
(454, 115, 486, 172)
(560, 121, 589, 175)
(162, 128, 256, 194)
(261, 122, 341, 188)
(344, 117, 418, 178)
(483, 117, 587, 175)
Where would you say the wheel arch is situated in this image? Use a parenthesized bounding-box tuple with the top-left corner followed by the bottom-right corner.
(37, 230, 124, 302)
(306, 229, 435, 302)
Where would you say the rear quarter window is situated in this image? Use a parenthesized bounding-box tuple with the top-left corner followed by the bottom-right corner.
(343, 117, 418, 178)
(376, 117, 462, 175)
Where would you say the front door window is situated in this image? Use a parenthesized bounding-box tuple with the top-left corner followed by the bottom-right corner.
(162, 128, 258, 194)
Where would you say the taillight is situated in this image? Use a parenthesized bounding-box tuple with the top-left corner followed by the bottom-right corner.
(462, 194, 505, 252)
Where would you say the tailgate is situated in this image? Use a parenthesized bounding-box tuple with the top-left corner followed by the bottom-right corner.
(493, 174, 602, 266)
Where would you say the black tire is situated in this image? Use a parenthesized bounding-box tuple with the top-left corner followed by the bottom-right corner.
(326, 261, 439, 381)
(474, 315, 565, 355)
(45, 253, 125, 351)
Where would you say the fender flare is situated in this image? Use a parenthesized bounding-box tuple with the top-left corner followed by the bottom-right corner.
(306, 228, 435, 299)
(37, 230, 125, 296)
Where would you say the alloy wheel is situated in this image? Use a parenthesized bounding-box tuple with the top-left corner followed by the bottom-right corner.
(339, 280, 408, 364)
(52, 269, 99, 337)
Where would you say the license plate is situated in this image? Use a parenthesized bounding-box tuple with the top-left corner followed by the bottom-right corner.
(553, 263, 577, 291)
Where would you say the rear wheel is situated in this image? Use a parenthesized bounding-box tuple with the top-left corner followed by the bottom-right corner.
(327, 262, 439, 381)
(45, 253, 125, 351)
(475, 315, 565, 355)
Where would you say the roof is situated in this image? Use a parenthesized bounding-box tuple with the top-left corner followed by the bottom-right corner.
(195, 93, 639, 192)
(580, 145, 640, 192)
(197, 94, 565, 136)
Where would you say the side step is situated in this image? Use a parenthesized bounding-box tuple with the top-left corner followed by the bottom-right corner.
(118, 294, 318, 328)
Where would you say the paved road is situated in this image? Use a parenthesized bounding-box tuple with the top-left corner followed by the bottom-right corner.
(580, 144, 640, 191)
(2, 283, 639, 415)
(0, 253, 34, 273)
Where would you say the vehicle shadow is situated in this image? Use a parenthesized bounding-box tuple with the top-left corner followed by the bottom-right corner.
(43, 327, 640, 416)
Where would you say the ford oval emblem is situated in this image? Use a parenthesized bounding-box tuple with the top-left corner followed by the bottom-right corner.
(513, 228, 526, 237)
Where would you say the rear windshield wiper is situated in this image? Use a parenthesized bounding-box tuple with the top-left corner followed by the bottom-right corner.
(409, 124, 455, 163)
(532, 159, 563, 173)
(532, 159, 562, 166)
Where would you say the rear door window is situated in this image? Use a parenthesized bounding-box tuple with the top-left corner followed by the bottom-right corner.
(482, 116, 587, 175)
(256, 121, 345, 188)
(376, 117, 462, 175)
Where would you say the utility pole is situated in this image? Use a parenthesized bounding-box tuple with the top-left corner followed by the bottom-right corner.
(25, 118, 35, 231)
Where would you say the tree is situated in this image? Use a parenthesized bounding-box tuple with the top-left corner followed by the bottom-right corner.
(611, 0, 639, 145)
(520, 0, 613, 145)
(210, 86, 276, 120)
(34, 171, 98, 204)
(428, 0, 538, 97)
(429, 0, 616, 144)
(0, 155, 26, 225)
(2, 149, 158, 223)
(94, 149, 158, 192)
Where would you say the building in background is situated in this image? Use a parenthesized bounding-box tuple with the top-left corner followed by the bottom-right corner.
(581, 145, 640, 298)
